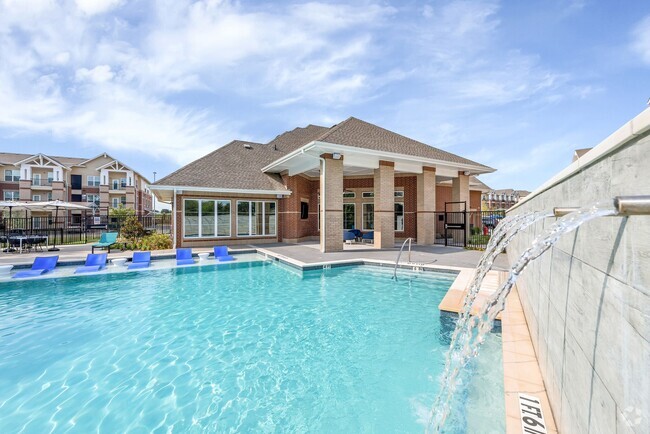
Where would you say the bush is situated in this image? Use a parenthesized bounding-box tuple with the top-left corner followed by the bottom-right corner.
(121, 215, 145, 245)
(109, 205, 135, 218)
(134, 233, 172, 250)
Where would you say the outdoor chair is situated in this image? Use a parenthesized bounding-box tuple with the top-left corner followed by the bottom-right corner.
(12, 256, 59, 279)
(213, 246, 234, 262)
(128, 251, 151, 270)
(75, 253, 108, 274)
(92, 232, 119, 254)
(362, 231, 374, 243)
(344, 231, 356, 244)
(176, 248, 194, 265)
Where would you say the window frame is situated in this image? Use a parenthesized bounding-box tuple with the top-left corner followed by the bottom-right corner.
(343, 191, 356, 198)
(362, 203, 374, 230)
(394, 190, 404, 198)
(343, 203, 356, 230)
(87, 175, 101, 187)
(236, 200, 277, 237)
(32, 194, 41, 202)
(361, 191, 374, 198)
(183, 199, 232, 239)
(394, 202, 404, 232)
(3, 191, 19, 201)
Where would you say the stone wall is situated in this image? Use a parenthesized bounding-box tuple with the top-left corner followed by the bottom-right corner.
(506, 131, 649, 433)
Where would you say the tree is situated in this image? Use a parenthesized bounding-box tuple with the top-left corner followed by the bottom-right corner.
(109, 204, 135, 218)
(120, 215, 145, 246)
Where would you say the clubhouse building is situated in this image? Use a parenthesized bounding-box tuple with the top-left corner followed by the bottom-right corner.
(151, 117, 494, 252)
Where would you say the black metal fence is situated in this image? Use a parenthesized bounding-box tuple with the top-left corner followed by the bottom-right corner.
(1, 214, 172, 246)
(434, 209, 506, 250)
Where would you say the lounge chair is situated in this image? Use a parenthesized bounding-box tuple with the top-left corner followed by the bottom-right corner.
(92, 232, 119, 254)
(128, 251, 151, 270)
(12, 256, 59, 279)
(362, 231, 374, 243)
(75, 253, 107, 274)
(176, 248, 194, 265)
(344, 231, 356, 244)
(213, 246, 234, 262)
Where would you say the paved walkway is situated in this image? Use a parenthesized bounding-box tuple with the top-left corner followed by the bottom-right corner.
(0, 241, 510, 270)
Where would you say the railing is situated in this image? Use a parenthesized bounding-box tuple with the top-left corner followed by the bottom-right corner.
(434, 210, 506, 250)
(392, 237, 413, 280)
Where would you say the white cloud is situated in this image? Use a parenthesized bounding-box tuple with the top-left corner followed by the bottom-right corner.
(631, 15, 650, 64)
(75, 0, 123, 15)
(75, 65, 115, 83)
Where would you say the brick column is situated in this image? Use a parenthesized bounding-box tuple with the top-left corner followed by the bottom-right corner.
(452, 172, 470, 240)
(19, 180, 31, 201)
(373, 160, 394, 249)
(99, 185, 109, 216)
(319, 154, 343, 252)
(51, 181, 65, 201)
(416, 166, 436, 245)
(125, 186, 136, 210)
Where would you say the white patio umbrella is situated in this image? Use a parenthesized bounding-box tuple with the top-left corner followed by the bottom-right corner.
(0, 201, 43, 251)
(31, 200, 90, 251)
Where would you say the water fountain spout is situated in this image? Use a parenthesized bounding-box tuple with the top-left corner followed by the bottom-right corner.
(614, 195, 650, 215)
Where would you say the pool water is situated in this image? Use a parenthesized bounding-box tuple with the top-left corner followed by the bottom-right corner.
(0, 261, 504, 433)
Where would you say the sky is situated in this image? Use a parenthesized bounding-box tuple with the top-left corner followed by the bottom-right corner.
(0, 0, 649, 191)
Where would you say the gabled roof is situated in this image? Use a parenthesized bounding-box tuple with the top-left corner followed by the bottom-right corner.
(0, 152, 87, 167)
(154, 125, 329, 192)
(314, 117, 493, 170)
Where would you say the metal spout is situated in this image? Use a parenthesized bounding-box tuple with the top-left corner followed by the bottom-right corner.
(613, 195, 650, 216)
(553, 207, 579, 217)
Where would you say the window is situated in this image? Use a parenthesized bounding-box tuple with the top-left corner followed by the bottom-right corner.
(112, 197, 120, 208)
(71, 194, 82, 202)
(71, 174, 82, 189)
(87, 176, 101, 186)
(3, 191, 19, 200)
(343, 203, 355, 230)
(183, 199, 231, 238)
(112, 179, 120, 190)
(300, 201, 309, 220)
(362, 192, 374, 198)
(395, 202, 404, 231)
(87, 194, 99, 206)
(237, 200, 276, 236)
(362, 203, 374, 230)
(47, 172, 54, 183)
(120, 178, 127, 188)
(32, 195, 41, 201)
(343, 191, 356, 198)
(4, 170, 19, 182)
(47, 193, 52, 201)
(32, 173, 41, 186)
(394, 191, 404, 198)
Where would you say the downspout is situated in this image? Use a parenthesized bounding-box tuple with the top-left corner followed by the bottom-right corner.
(172, 188, 177, 249)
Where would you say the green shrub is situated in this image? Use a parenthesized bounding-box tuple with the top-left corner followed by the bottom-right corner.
(135, 233, 172, 251)
(120, 215, 145, 245)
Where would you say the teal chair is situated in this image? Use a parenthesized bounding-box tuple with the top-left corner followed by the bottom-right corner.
(92, 232, 119, 254)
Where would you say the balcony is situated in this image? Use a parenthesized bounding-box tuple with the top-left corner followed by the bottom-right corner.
(31, 178, 54, 189)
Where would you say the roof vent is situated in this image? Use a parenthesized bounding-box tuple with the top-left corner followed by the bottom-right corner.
(244, 143, 252, 149)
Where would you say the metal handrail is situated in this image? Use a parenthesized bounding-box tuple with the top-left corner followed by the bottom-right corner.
(392, 237, 413, 280)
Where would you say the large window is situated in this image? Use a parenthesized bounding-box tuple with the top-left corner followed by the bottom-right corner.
(87, 176, 101, 186)
(395, 202, 404, 231)
(362, 203, 374, 230)
(343, 203, 355, 230)
(237, 200, 276, 236)
(4, 170, 19, 182)
(184, 199, 231, 238)
(3, 191, 19, 200)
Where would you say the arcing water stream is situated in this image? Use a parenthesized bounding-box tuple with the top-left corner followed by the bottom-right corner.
(428, 203, 617, 433)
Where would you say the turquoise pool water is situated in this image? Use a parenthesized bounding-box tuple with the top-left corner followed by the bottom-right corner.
(0, 261, 504, 433)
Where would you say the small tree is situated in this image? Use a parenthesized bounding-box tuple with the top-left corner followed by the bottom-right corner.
(120, 215, 145, 247)
(109, 205, 135, 218)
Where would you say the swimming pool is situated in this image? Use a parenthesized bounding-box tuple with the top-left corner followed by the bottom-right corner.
(0, 260, 504, 433)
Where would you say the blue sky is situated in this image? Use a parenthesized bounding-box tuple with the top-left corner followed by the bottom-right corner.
(0, 0, 649, 191)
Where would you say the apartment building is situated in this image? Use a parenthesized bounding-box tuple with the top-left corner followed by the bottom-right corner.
(481, 188, 530, 211)
(0, 152, 153, 216)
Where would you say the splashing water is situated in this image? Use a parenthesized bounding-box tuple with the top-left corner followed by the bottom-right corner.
(428, 203, 617, 432)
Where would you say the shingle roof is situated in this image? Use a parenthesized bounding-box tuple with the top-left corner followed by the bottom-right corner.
(315, 117, 493, 170)
(154, 118, 495, 191)
(0, 152, 86, 166)
(155, 125, 329, 191)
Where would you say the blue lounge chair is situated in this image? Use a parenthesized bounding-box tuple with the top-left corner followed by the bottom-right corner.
(213, 246, 234, 262)
(12, 256, 59, 279)
(176, 248, 194, 265)
(128, 251, 151, 270)
(75, 253, 107, 274)
(344, 231, 356, 243)
(362, 231, 374, 243)
(92, 232, 119, 254)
